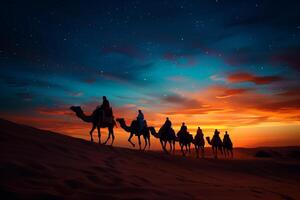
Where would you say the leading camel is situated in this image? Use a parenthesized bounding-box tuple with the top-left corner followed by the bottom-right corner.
(116, 118, 150, 150)
(149, 126, 176, 153)
(70, 106, 116, 145)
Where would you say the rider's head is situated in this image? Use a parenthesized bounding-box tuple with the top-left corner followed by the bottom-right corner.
(138, 109, 142, 113)
(103, 96, 107, 100)
(182, 122, 185, 126)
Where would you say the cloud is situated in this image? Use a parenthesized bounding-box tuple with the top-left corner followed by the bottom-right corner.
(216, 88, 253, 99)
(210, 74, 226, 82)
(37, 106, 73, 116)
(227, 72, 283, 85)
(99, 62, 155, 84)
(69, 92, 84, 97)
(0, 75, 69, 90)
(276, 87, 300, 97)
(272, 47, 300, 71)
(160, 94, 201, 108)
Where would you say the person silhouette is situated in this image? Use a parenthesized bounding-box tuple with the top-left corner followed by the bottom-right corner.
(137, 110, 144, 132)
(180, 122, 187, 133)
(97, 96, 112, 123)
(101, 96, 110, 110)
(164, 117, 172, 129)
(178, 122, 188, 138)
(195, 127, 205, 158)
(223, 131, 233, 158)
(196, 127, 203, 138)
(214, 129, 220, 136)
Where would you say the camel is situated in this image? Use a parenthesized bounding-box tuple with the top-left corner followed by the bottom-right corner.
(222, 132, 233, 158)
(194, 133, 205, 158)
(70, 106, 116, 145)
(149, 126, 176, 153)
(206, 130, 223, 158)
(116, 118, 150, 150)
(177, 131, 194, 156)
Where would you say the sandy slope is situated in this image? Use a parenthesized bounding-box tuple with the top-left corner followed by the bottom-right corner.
(0, 119, 299, 200)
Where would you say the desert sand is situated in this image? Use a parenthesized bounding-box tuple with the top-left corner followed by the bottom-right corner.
(0, 118, 299, 200)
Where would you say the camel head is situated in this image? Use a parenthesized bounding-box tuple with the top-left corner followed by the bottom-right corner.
(70, 106, 83, 116)
(116, 118, 125, 123)
(206, 136, 212, 145)
(70, 106, 83, 114)
(148, 127, 159, 138)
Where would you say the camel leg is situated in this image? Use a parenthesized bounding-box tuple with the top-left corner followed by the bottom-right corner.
(213, 147, 217, 159)
(160, 139, 165, 152)
(195, 145, 199, 158)
(181, 144, 185, 157)
(97, 126, 101, 144)
(143, 135, 147, 150)
(110, 127, 115, 146)
(201, 146, 204, 158)
(169, 141, 172, 153)
(219, 146, 223, 157)
(148, 136, 151, 149)
(103, 128, 111, 145)
(188, 144, 191, 154)
(138, 136, 142, 150)
(128, 133, 135, 147)
(173, 140, 175, 154)
(89, 125, 96, 142)
(163, 141, 167, 151)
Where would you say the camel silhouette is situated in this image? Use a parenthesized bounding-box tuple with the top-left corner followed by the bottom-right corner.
(177, 131, 194, 156)
(194, 133, 205, 158)
(116, 118, 150, 150)
(149, 126, 176, 153)
(70, 106, 116, 145)
(223, 131, 233, 158)
(206, 129, 223, 158)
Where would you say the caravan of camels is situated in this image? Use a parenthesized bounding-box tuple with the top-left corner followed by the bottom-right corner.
(70, 96, 233, 158)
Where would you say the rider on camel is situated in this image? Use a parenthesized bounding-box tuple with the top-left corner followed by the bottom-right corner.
(137, 110, 144, 132)
(97, 96, 113, 123)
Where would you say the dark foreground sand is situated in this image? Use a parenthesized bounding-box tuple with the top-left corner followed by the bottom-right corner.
(0, 119, 299, 200)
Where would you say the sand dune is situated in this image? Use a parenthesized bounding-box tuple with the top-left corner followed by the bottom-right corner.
(0, 119, 299, 200)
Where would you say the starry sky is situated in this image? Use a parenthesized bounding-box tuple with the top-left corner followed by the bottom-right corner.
(1, 0, 300, 148)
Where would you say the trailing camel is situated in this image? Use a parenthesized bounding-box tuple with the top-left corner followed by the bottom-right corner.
(223, 131, 233, 158)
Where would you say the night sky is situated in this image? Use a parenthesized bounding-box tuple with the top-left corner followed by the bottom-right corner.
(1, 0, 300, 147)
